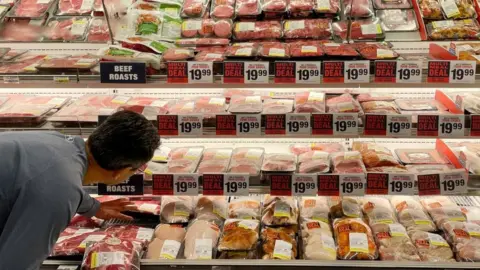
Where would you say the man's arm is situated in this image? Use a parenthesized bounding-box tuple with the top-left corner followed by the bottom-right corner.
(77, 190, 100, 217)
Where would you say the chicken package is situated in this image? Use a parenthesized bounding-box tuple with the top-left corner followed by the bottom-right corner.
(303, 232, 336, 260)
(297, 151, 330, 174)
(443, 221, 480, 261)
(398, 208, 437, 232)
(168, 147, 204, 173)
(374, 223, 421, 261)
(314, 0, 340, 14)
(289, 143, 344, 156)
(228, 196, 261, 220)
(184, 219, 221, 259)
(428, 207, 467, 230)
(461, 206, 480, 225)
(197, 148, 232, 174)
(395, 149, 449, 164)
(440, 0, 476, 19)
(361, 101, 400, 114)
(233, 21, 282, 40)
(210, 0, 235, 19)
(147, 224, 187, 259)
(331, 151, 366, 174)
(160, 196, 194, 223)
(181, 19, 233, 38)
(330, 197, 363, 219)
(333, 218, 377, 260)
(261, 227, 298, 260)
(373, 0, 411, 9)
(8, 0, 55, 17)
(228, 147, 265, 176)
(420, 197, 456, 211)
(343, 0, 374, 18)
(352, 142, 403, 169)
(262, 99, 294, 114)
(195, 196, 228, 223)
(377, 9, 419, 32)
(258, 42, 290, 59)
(262, 196, 299, 226)
(181, 0, 209, 18)
(283, 19, 332, 39)
(104, 225, 154, 248)
(288, 40, 324, 58)
(294, 91, 325, 113)
(235, 0, 261, 17)
(228, 95, 263, 113)
(154, 224, 187, 241)
(326, 94, 362, 113)
(261, 153, 296, 172)
(218, 219, 260, 251)
(81, 236, 142, 270)
(409, 231, 455, 262)
(426, 19, 480, 40)
(43, 17, 90, 42)
(300, 197, 329, 223)
(52, 229, 105, 256)
(361, 197, 397, 232)
(301, 219, 332, 239)
(391, 196, 424, 212)
(287, 0, 314, 17)
(56, 0, 94, 15)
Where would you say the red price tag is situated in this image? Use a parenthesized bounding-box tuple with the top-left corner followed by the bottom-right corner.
(270, 174, 292, 196)
(417, 174, 442, 196)
(317, 174, 340, 196)
(152, 174, 174, 195)
(366, 173, 389, 195)
(374, 61, 396, 83)
(202, 174, 224, 195)
(470, 115, 480, 136)
(417, 115, 439, 137)
(223, 62, 245, 83)
(323, 61, 344, 83)
(167, 62, 188, 83)
(427, 61, 450, 83)
(274, 61, 296, 83)
(418, 115, 465, 137)
(265, 114, 286, 135)
(157, 115, 179, 136)
(216, 114, 236, 135)
(364, 114, 387, 136)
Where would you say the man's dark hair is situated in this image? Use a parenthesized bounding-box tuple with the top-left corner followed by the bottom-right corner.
(88, 110, 160, 170)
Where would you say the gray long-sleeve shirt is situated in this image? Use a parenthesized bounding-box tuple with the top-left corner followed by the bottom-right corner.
(0, 131, 100, 270)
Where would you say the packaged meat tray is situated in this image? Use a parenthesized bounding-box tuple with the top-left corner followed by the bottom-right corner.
(128, 10, 163, 38)
(374, 0, 411, 9)
(119, 37, 175, 54)
(395, 149, 449, 164)
(297, 151, 330, 173)
(194, 96, 227, 114)
(228, 95, 263, 114)
(181, 0, 209, 18)
(406, 164, 454, 173)
(331, 21, 349, 41)
(7, 0, 55, 18)
(153, 224, 186, 241)
(303, 231, 336, 260)
(261, 153, 296, 172)
(147, 224, 186, 259)
(56, 0, 94, 15)
(195, 196, 228, 222)
(289, 143, 344, 155)
(301, 219, 332, 239)
(261, 196, 299, 226)
(373, 223, 421, 261)
(283, 18, 332, 39)
(397, 208, 437, 232)
(343, 0, 374, 18)
(98, 46, 162, 72)
(287, 0, 314, 17)
(81, 236, 142, 270)
(181, 19, 233, 38)
(427, 206, 467, 230)
(175, 38, 230, 47)
(87, 18, 111, 43)
(409, 231, 455, 262)
(262, 0, 287, 16)
(210, 0, 235, 19)
(235, 0, 261, 17)
(361, 101, 400, 114)
(390, 196, 424, 213)
(1, 49, 28, 61)
(218, 219, 260, 251)
(0, 19, 45, 42)
(168, 147, 204, 173)
(228, 147, 264, 176)
(163, 48, 194, 61)
(258, 42, 290, 59)
(68, 215, 103, 228)
(130, 199, 162, 215)
(443, 221, 480, 261)
(261, 226, 297, 259)
(330, 197, 363, 219)
(288, 41, 324, 58)
(4, 95, 70, 109)
(323, 43, 360, 57)
(300, 197, 329, 223)
(197, 148, 232, 173)
(160, 196, 194, 223)
(331, 151, 366, 174)
(184, 219, 221, 259)
(44, 17, 90, 42)
(225, 43, 258, 58)
(35, 55, 99, 70)
(0, 103, 55, 125)
(461, 206, 480, 225)
(262, 99, 294, 114)
(53, 229, 106, 256)
(426, 19, 480, 40)
(376, 9, 418, 32)
(123, 97, 172, 116)
(333, 218, 378, 260)
(194, 50, 225, 62)
(350, 18, 386, 41)
(395, 99, 440, 111)
(326, 94, 362, 113)
(233, 21, 282, 40)
(104, 225, 154, 248)
(361, 197, 397, 229)
(314, 0, 340, 14)
(420, 196, 456, 211)
(419, 0, 444, 19)
(294, 91, 325, 113)
(355, 43, 400, 60)
(440, 0, 476, 19)
(228, 196, 261, 220)
(356, 93, 394, 103)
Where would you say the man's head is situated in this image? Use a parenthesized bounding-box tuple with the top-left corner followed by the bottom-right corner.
(84, 110, 160, 185)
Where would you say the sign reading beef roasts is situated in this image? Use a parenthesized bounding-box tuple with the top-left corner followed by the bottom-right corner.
(98, 174, 144, 195)
(100, 62, 146, 83)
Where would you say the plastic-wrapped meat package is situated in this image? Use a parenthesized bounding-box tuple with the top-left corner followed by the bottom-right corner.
(81, 236, 142, 270)
(390, 196, 423, 212)
(119, 37, 175, 54)
(87, 18, 111, 42)
(355, 43, 399, 60)
(461, 206, 480, 225)
(289, 143, 345, 156)
(283, 19, 332, 39)
(228, 147, 264, 176)
(440, 0, 476, 19)
(343, 0, 373, 18)
(4, 95, 70, 109)
(194, 96, 227, 115)
(228, 95, 263, 114)
(427, 207, 467, 230)
(287, 0, 314, 17)
(323, 43, 359, 57)
(195, 196, 228, 223)
(314, 0, 340, 14)
(261, 196, 299, 226)
(395, 99, 440, 111)
(0, 103, 55, 125)
(1, 49, 28, 61)
(377, 9, 418, 32)
(333, 218, 378, 260)
(442, 221, 480, 261)
(197, 148, 232, 173)
(68, 215, 103, 228)
(301, 219, 332, 238)
(395, 149, 449, 164)
(104, 225, 154, 248)
(261, 226, 297, 259)
(330, 197, 362, 219)
(353, 142, 402, 168)
(98, 46, 162, 73)
(0, 54, 46, 74)
(123, 97, 171, 116)
(262, 99, 294, 114)
(373, 223, 421, 261)
(326, 94, 362, 113)
(163, 48, 194, 61)
(9, 0, 54, 17)
(331, 151, 366, 174)
(181, 0, 208, 18)
(294, 91, 325, 113)
(36, 55, 99, 70)
(225, 43, 258, 58)
(374, 0, 411, 9)
(223, 89, 255, 101)
(210, 0, 235, 19)
(357, 93, 394, 103)
(262, 0, 287, 17)
(397, 208, 437, 232)
(146, 224, 186, 259)
(288, 41, 324, 58)
(160, 196, 194, 223)
(300, 197, 329, 223)
(184, 219, 221, 259)
(175, 38, 230, 47)
(297, 151, 329, 173)
(53, 229, 106, 256)
(362, 101, 400, 114)
(258, 42, 290, 59)
(168, 147, 204, 173)
(44, 17, 90, 42)
(194, 50, 226, 62)
(409, 231, 455, 262)
(427, 19, 480, 40)
(361, 197, 397, 232)
(303, 231, 336, 260)
(130, 198, 162, 215)
(228, 196, 261, 220)
(181, 19, 233, 38)
(419, 196, 456, 211)
(128, 10, 163, 38)
(350, 18, 385, 41)
(235, 0, 261, 17)
(218, 219, 260, 251)
(57, 0, 94, 15)
(261, 153, 296, 172)
(233, 21, 282, 40)
(418, 0, 444, 19)
(406, 164, 454, 173)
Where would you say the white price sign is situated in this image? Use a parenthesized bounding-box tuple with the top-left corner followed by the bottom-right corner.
(286, 113, 311, 135)
(236, 114, 261, 136)
(57, 266, 78, 270)
(245, 61, 269, 84)
(440, 170, 468, 195)
(224, 174, 249, 196)
(173, 174, 199, 195)
(388, 173, 415, 195)
(333, 113, 358, 136)
(296, 61, 321, 84)
(449, 60, 476, 84)
(339, 174, 366, 196)
(439, 115, 465, 137)
(3, 76, 19, 84)
(292, 174, 317, 196)
(387, 114, 412, 137)
(178, 114, 203, 136)
(344, 61, 370, 83)
(187, 62, 213, 83)
(396, 60, 422, 83)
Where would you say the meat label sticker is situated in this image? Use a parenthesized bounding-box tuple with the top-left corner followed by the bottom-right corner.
(470, 115, 480, 136)
(100, 62, 146, 83)
(274, 61, 296, 83)
(194, 239, 213, 259)
(296, 61, 321, 84)
(157, 115, 179, 136)
(265, 114, 286, 135)
(160, 240, 181, 259)
(224, 174, 249, 196)
(173, 174, 199, 195)
(396, 61, 423, 83)
(323, 61, 344, 83)
(374, 61, 396, 83)
(317, 174, 340, 196)
(273, 240, 292, 260)
(152, 174, 174, 195)
(292, 174, 317, 196)
(449, 60, 476, 84)
(339, 174, 366, 196)
(97, 174, 144, 195)
(202, 174, 224, 195)
(244, 61, 269, 84)
(215, 114, 236, 135)
(344, 61, 370, 83)
(349, 233, 369, 253)
(366, 173, 415, 195)
(236, 114, 261, 136)
(187, 62, 213, 83)
(223, 62, 245, 83)
(286, 113, 311, 135)
(438, 115, 465, 137)
(178, 114, 203, 136)
(167, 62, 188, 83)
(312, 113, 358, 136)
(270, 174, 293, 196)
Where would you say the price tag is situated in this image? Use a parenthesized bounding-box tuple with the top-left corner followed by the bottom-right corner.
(265, 114, 286, 135)
(178, 114, 203, 136)
(202, 174, 224, 195)
(417, 115, 439, 136)
(223, 62, 245, 83)
(317, 174, 340, 196)
(158, 115, 179, 136)
(323, 61, 344, 83)
(418, 170, 468, 195)
(152, 174, 174, 195)
(98, 174, 144, 195)
(270, 174, 292, 196)
(292, 174, 317, 196)
(236, 114, 261, 136)
(274, 61, 296, 83)
(344, 61, 370, 83)
(224, 174, 249, 196)
(387, 114, 412, 137)
(3, 76, 20, 84)
(470, 115, 480, 136)
(449, 61, 476, 84)
(366, 173, 415, 195)
(216, 114, 236, 135)
(100, 62, 146, 84)
(187, 62, 213, 83)
(57, 266, 78, 270)
(339, 174, 366, 196)
(427, 61, 450, 83)
(438, 115, 465, 137)
(296, 61, 321, 84)
(312, 113, 358, 136)
(286, 113, 311, 135)
(396, 60, 422, 83)
(245, 61, 269, 84)
(54, 76, 70, 83)
(173, 174, 199, 195)
(374, 61, 396, 83)
(167, 62, 188, 83)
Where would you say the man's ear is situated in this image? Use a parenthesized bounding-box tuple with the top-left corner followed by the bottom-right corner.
(112, 167, 134, 183)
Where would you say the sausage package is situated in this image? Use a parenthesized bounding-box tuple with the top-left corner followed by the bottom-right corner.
(233, 21, 282, 40)
(181, 19, 233, 38)
(333, 218, 378, 260)
(261, 196, 299, 226)
(218, 219, 260, 251)
(374, 223, 421, 261)
(228, 196, 262, 220)
(283, 19, 332, 39)
(228, 147, 265, 176)
(160, 196, 195, 223)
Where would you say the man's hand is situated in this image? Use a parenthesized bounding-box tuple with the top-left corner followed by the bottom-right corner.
(95, 198, 136, 221)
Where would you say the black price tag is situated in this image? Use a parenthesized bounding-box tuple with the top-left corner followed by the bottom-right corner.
(270, 174, 292, 196)
(100, 62, 146, 84)
(152, 174, 174, 195)
(98, 174, 144, 195)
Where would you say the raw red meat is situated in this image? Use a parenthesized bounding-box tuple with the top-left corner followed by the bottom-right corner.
(228, 95, 263, 113)
(343, 0, 373, 18)
(69, 215, 104, 228)
(36, 55, 99, 70)
(298, 151, 330, 173)
(175, 38, 229, 46)
(331, 151, 366, 173)
(181, 0, 207, 17)
(194, 96, 227, 113)
(262, 99, 293, 114)
(125, 97, 171, 114)
(289, 143, 344, 155)
(87, 18, 111, 42)
(314, 0, 340, 14)
(323, 43, 359, 57)
(12, 0, 54, 17)
(0, 54, 47, 74)
(350, 19, 385, 41)
(44, 17, 90, 41)
(233, 21, 282, 40)
(0, 20, 43, 42)
(104, 225, 154, 248)
(52, 230, 107, 256)
(284, 19, 332, 39)
(194, 50, 225, 61)
(258, 42, 290, 58)
(182, 19, 232, 38)
(197, 148, 233, 173)
(289, 41, 324, 57)
(57, 0, 94, 15)
(228, 147, 265, 175)
(225, 43, 258, 58)
(287, 0, 314, 15)
(294, 91, 325, 112)
(326, 94, 362, 113)
(261, 153, 296, 171)
(81, 237, 142, 270)
(262, 0, 287, 12)
(212, 4, 234, 18)
(162, 48, 194, 61)
(235, 0, 261, 17)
